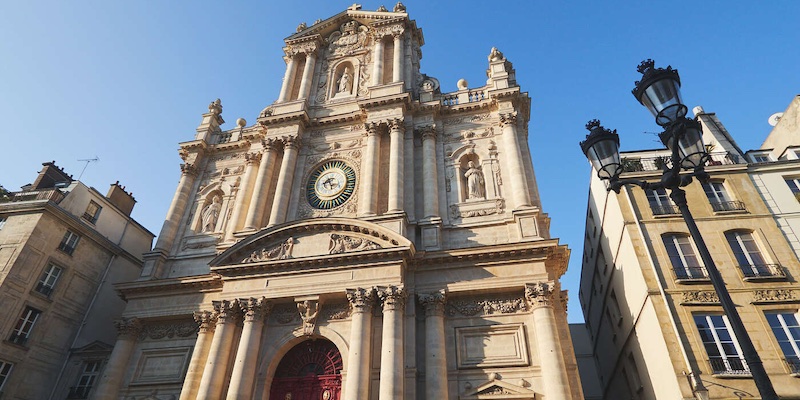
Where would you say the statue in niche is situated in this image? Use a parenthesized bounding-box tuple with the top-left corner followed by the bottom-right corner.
(465, 161, 486, 199)
(297, 300, 319, 335)
(200, 195, 222, 232)
(337, 68, 352, 94)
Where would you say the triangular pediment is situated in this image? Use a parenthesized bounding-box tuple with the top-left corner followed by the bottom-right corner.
(286, 6, 408, 42)
(460, 379, 538, 400)
(72, 340, 114, 356)
(210, 218, 414, 268)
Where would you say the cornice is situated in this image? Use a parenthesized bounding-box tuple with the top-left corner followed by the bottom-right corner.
(208, 140, 250, 153)
(258, 111, 310, 127)
(413, 240, 568, 268)
(179, 140, 208, 153)
(358, 92, 410, 110)
(439, 99, 495, 115)
(116, 275, 223, 301)
(310, 111, 365, 127)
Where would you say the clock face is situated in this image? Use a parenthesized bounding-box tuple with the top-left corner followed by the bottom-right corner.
(307, 160, 356, 210)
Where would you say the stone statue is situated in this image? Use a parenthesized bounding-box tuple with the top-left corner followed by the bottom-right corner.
(201, 195, 221, 232)
(297, 300, 319, 335)
(465, 161, 486, 199)
(488, 47, 504, 62)
(337, 68, 352, 94)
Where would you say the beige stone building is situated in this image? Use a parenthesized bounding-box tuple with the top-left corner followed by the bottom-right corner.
(578, 105, 800, 399)
(93, 4, 581, 400)
(0, 162, 153, 399)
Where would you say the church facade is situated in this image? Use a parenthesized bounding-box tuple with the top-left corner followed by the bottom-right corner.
(93, 4, 581, 400)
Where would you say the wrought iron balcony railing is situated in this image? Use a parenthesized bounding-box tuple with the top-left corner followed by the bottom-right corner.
(673, 267, 710, 283)
(621, 151, 743, 173)
(740, 264, 786, 281)
(0, 188, 65, 204)
(35, 282, 54, 297)
(650, 203, 680, 216)
(786, 357, 800, 375)
(710, 200, 746, 212)
(8, 333, 28, 346)
(709, 357, 750, 376)
(67, 386, 91, 399)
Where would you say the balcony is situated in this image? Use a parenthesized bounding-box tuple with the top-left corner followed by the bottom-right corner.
(35, 282, 54, 297)
(621, 151, 743, 173)
(650, 203, 680, 216)
(673, 267, 710, 283)
(710, 200, 746, 212)
(709, 357, 750, 377)
(58, 242, 76, 256)
(0, 188, 65, 204)
(67, 386, 91, 399)
(740, 264, 786, 281)
(8, 333, 28, 346)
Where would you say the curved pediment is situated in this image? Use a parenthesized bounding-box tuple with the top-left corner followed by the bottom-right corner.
(210, 218, 414, 268)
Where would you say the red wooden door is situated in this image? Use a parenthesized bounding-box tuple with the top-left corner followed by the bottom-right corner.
(270, 340, 343, 400)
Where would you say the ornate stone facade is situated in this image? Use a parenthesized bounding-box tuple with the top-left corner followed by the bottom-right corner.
(104, 5, 579, 400)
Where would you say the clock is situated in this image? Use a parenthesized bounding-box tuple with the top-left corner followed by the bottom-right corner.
(306, 160, 356, 209)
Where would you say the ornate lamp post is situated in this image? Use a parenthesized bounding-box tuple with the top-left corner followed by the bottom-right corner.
(580, 60, 778, 400)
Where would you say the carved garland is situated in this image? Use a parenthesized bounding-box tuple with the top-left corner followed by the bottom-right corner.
(446, 294, 527, 317)
(681, 291, 720, 305)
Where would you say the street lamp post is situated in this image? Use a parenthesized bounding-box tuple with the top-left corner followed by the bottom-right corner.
(580, 60, 778, 400)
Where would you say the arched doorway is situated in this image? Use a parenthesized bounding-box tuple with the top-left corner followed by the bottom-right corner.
(269, 339, 343, 400)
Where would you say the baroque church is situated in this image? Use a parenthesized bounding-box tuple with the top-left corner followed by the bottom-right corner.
(93, 4, 582, 400)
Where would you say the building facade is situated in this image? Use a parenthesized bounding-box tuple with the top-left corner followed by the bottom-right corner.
(578, 105, 800, 399)
(95, 4, 581, 400)
(0, 162, 153, 399)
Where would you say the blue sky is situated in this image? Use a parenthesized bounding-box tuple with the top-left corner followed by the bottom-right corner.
(2, 1, 799, 322)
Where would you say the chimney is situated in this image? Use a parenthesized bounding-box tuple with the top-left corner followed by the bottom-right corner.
(31, 161, 73, 190)
(106, 181, 136, 216)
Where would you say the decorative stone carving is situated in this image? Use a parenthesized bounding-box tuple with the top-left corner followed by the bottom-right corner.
(450, 198, 505, 219)
(272, 303, 300, 324)
(193, 311, 218, 333)
(239, 297, 272, 322)
(337, 66, 353, 94)
(465, 161, 486, 200)
(140, 321, 198, 340)
(499, 112, 518, 127)
(525, 282, 555, 308)
(297, 300, 320, 335)
(753, 289, 798, 303)
(376, 5, 388, 12)
(375, 24, 404, 39)
(208, 98, 222, 116)
(327, 20, 369, 57)
(419, 290, 447, 316)
(446, 294, 526, 317)
(377, 286, 405, 312)
(212, 299, 241, 324)
(416, 124, 437, 141)
(296, 22, 307, 33)
(241, 237, 295, 263)
(323, 302, 351, 320)
(346, 287, 376, 313)
(328, 233, 381, 254)
(681, 291, 720, 304)
(393, 1, 406, 12)
(114, 317, 143, 339)
(200, 195, 222, 232)
(488, 47, 504, 62)
(180, 162, 197, 176)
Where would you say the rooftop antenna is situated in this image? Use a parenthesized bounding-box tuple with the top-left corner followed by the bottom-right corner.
(77, 157, 99, 180)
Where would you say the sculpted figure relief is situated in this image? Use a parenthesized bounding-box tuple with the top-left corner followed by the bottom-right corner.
(297, 300, 319, 335)
(201, 195, 222, 232)
(465, 161, 486, 199)
(337, 68, 352, 94)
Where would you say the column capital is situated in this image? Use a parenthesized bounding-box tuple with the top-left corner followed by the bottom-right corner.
(239, 297, 272, 322)
(193, 311, 218, 333)
(346, 287, 376, 313)
(388, 118, 405, 133)
(525, 282, 557, 309)
(286, 40, 320, 57)
(113, 317, 143, 339)
(377, 285, 406, 312)
(245, 152, 262, 164)
(262, 137, 279, 151)
(282, 135, 301, 150)
(374, 24, 405, 39)
(418, 290, 447, 317)
(212, 299, 242, 324)
(364, 122, 382, 136)
(499, 111, 518, 127)
(180, 162, 198, 177)
(416, 124, 437, 141)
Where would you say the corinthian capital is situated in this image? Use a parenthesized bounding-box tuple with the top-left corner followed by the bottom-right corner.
(239, 297, 272, 323)
(388, 118, 405, 133)
(499, 112, 518, 127)
(418, 289, 447, 316)
(282, 135, 301, 150)
(364, 122, 381, 137)
(245, 151, 262, 164)
(212, 299, 242, 324)
(525, 282, 556, 309)
(377, 285, 406, 312)
(193, 311, 218, 334)
(180, 162, 197, 176)
(416, 124, 437, 141)
(346, 287, 376, 313)
(114, 317, 142, 339)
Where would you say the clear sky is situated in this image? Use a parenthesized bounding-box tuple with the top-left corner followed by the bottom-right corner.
(2, 1, 799, 322)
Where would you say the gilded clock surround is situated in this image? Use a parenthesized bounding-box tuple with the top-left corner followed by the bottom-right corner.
(306, 160, 356, 210)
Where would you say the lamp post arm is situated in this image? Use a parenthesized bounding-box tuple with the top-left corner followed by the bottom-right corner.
(669, 188, 778, 400)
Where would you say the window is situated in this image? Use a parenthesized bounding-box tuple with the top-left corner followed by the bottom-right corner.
(9, 306, 41, 346)
(725, 231, 781, 279)
(703, 181, 745, 212)
(0, 216, 6, 230)
(646, 188, 678, 215)
(82, 201, 101, 224)
(35, 263, 62, 297)
(626, 353, 644, 393)
(694, 314, 749, 375)
(609, 291, 623, 326)
(69, 360, 101, 399)
(752, 154, 772, 163)
(785, 178, 800, 202)
(662, 234, 707, 280)
(766, 312, 800, 374)
(0, 360, 12, 392)
(58, 230, 80, 255)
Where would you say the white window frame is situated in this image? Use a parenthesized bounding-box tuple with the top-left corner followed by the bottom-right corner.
(59, 230, 80, 255)
(694, 314, 748, 374)
(36, 263, 62, 297)
(10, 306, 41, 345)
(72, 360, 101, 397)
(765, 311, 800, 372)
(751, 152, 772, 163)
(646, 187, 671, 207)
(0, 216, 7, 230)
(0, 360, 13, 392)
(725, 231, 770, 276)
(663, 234, 706, 280)
(703, 181, 731, 204)
(785, 177, 800, 200)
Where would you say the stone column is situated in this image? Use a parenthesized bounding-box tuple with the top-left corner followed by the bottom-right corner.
(267, 137, 300, 227)
(180, 312, 217, 400)
(358, 123, 381, 217)
(392, 31, 404, 83)
(90, 318, 142, 400)
(525, 282, 571, 400)
(377, 286, 405, 400)
(154, 163, 197, 252)
(418, 290, 448, 400)
(244, 140, 278, 230)
(297, 51, 317, 100)
(226, 152, 260, 241)
(227, 298, 271, 400)
(420, 126, 440, 218)
(278, 55, 298, 102)
(387, 118, 405, 213)
(372, 36, 385, 86)
(404, 128, 415, 220)
(499, 112, 531, 209)
(196, 300, 241, 400)
(344, 288, 375, 400)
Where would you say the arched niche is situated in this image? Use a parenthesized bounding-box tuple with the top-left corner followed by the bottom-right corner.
(329, 59, 359, 100)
